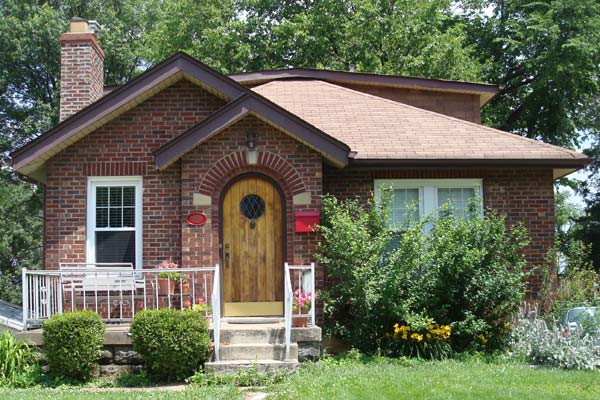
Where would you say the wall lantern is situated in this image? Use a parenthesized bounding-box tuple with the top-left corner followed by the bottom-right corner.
(246, 128, 258, 165)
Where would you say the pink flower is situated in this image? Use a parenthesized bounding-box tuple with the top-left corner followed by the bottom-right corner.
(157, 259, 178, 269)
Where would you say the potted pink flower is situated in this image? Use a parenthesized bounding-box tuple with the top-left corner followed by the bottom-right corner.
(191, 298, 210, 314)
(157, 260, 180, 295)
(292, 289, 317, 327)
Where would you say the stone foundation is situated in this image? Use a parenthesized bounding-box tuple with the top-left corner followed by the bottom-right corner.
(16, 324, 321, 375)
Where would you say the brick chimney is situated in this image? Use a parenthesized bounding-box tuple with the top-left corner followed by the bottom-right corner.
(59, 17, 105, 121)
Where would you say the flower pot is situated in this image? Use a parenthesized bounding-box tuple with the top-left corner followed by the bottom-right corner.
(183, 297, 193, 308)
(180, 281, 190, 294)
(292, 316, 309, 328)
(158, 278, 176, 295)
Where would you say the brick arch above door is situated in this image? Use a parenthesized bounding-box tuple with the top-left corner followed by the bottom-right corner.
(197, 150, 307, 197)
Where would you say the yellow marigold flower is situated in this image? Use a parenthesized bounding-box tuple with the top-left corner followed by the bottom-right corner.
(504, 322, 510, 329)
(402, 333, 408, 340)
(477, 334, 488, 344)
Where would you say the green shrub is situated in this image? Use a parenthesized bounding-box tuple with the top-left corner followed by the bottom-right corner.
(130, 309, 210, 382)
(318, 193, 529, 354)
(43, 310, 104, 381)
(0, 331, 39, 387)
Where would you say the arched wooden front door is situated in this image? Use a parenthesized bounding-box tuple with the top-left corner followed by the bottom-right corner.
(221, 175, 284, 316)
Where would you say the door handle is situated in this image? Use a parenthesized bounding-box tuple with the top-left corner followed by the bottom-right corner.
(224, 243, 230, 269)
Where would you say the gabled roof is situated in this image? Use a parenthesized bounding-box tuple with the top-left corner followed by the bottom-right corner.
(154, 93, 350, 169)
(230, 68, 501, 106)
(252, 80, 590, 177)
(11, 53, 249, 180)
(11, 53, 350, 181)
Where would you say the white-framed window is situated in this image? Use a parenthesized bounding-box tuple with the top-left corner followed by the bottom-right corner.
(374, 179, 483, 228)
(86, 177, 143, 269)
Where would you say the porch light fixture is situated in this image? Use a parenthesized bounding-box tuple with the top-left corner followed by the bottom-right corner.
(246, 128, 258, 165)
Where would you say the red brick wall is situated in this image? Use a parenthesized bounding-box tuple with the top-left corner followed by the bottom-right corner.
(338, 83, 482, 123)
(59, 33, 105, 121)
(323, 165, 555, 298)
(45, 80, 226, 269)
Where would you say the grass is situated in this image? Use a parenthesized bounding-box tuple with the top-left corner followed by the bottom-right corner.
(2, 356, 600, 399)
(0, 386, 241, 400)
(268, 355, 600, 400)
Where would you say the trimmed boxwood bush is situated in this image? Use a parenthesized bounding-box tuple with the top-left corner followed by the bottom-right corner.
(43, 310, 105, 380)
(130, 309, 210, 382)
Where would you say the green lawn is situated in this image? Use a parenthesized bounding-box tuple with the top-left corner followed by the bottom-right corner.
(268, 357, 600, 400)
(2, 358, 600, 399)
(0, 386, 241, 400)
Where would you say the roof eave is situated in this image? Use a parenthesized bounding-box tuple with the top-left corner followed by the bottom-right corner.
(230, 68, 501, 107)
(348, 157, 593, 179)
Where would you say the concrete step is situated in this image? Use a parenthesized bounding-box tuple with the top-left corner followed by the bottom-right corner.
(220, 326, 285, 345)
(222, 317, 284, 324)
(219, 343, 298, 361)
(205, 359, 299, 375)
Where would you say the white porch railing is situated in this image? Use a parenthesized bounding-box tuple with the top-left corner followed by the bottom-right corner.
(21, 264, 220, 331)
(284, 262, 316, 359)
(211, 264, 221, 361)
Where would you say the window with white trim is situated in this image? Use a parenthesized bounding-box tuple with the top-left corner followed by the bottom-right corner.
(87, 177, 143, 269)
(374, 179, 483, 228)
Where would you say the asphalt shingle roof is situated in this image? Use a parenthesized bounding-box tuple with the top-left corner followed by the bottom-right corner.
(253, 79, 586, 161)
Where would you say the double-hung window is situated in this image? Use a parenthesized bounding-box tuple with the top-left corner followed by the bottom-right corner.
(86, 177, 143, 269)
(374, 179, 483, 228)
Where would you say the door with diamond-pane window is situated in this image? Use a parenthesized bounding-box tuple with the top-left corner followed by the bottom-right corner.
(221, 175, 284, 316)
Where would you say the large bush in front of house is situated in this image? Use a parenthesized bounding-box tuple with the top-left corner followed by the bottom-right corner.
(318, 193, 529, 355)
(43, 310, 105, 381)
(130, 309, 210, 382)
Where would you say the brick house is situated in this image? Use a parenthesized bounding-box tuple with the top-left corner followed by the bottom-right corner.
(10, 18, 590, 358)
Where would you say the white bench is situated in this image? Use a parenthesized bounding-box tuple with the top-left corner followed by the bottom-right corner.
(58, 263, 145, 292)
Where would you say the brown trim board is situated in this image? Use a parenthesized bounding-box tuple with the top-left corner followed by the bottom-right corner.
(348, 158, 592, 169)
(230, 68, 501, 105)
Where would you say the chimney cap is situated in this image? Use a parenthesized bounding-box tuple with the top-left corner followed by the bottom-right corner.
(68, 17, 102, 35)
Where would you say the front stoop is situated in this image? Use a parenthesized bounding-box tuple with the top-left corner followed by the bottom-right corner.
(205, 322, 321, 374)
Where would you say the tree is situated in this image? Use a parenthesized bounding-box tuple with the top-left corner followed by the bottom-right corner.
(0, 0, 152, 302)
(0, 170, 42, 304)
(458, 0, 600, 148)
(236, 0, 482, 79)
(458, 0, 600, 271)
